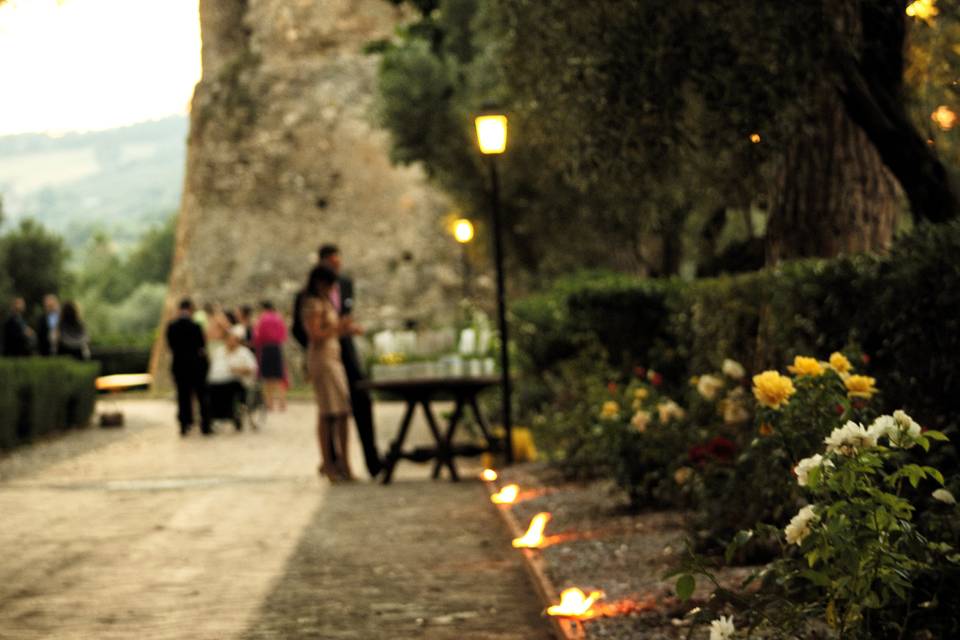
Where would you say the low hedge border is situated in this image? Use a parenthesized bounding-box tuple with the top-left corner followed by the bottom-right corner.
(514, 221, 960, 432)
(0, 358, 100, 450)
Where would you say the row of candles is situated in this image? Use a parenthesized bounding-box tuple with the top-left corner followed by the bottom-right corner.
(483, 468, 605, 619)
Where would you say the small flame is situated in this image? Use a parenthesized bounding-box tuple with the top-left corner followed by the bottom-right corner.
(512, 512, 551, 548)
(547, 588, 605, 618)
(931, 105, 957, 131)
(491, 484, 519, 504)
(481, 468, 498, 482)
(749, 133, 761, 144)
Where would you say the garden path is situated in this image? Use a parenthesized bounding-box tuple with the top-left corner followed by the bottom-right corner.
(0, 399, 551, 639)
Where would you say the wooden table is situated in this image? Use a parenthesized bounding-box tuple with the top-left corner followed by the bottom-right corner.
(359, 376, 501, 484)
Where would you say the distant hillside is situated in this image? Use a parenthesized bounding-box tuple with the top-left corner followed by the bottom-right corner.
(0, 116, 187, 249)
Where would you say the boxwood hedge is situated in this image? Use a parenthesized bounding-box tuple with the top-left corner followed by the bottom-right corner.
(0, 358, 100, 450)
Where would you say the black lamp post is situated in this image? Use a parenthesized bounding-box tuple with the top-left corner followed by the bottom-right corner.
(474, 111, 513, 464)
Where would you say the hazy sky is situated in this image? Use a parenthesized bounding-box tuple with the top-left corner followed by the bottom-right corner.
(0, 0, 201, 136)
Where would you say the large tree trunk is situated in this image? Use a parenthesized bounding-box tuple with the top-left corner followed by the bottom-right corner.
(766, 90, 900, 264)
(766, 0, 902, 264)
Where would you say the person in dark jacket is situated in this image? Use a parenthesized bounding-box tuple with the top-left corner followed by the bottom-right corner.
(166, 298, 212, 436)
(2, 297, 34, 356)
(35, 293, 60, 356)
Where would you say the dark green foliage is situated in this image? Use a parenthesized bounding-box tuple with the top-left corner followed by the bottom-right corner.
(0, 358, 100, 450)
(0, 218, 70, 311)
(514, 221, 960, 433)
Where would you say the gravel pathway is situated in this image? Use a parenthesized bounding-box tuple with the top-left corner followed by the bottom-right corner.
(0, 398, 552, 639)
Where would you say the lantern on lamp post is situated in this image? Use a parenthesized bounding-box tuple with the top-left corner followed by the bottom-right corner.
(474, 109, 513, 464)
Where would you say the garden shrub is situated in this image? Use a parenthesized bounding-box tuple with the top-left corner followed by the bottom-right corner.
(514, 221, 960, 434)
(0, 358, 99, 450)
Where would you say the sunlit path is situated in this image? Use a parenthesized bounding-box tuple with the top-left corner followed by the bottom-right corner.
(0, 399, 547, 639)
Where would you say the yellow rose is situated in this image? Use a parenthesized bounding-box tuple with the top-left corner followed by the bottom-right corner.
(829, 352, 852, 374)
(752, 371, 796, 409)
(787, 356, 824, 377)
(600, 401, 621, 420)
(845, 375, 877, 399)
(634, 388, 649, 401)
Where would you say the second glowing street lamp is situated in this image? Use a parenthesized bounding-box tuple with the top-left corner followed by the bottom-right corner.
(474, 111, 513, 465)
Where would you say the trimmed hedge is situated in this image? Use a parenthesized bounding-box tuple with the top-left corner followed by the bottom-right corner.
(0, 358, 100, 450)
(514, 221, 960, 432)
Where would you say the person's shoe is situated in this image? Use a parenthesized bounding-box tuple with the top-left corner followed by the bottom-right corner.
(180, 425, 190, 437)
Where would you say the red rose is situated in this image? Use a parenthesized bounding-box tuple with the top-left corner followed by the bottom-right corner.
(650, 372, 664, 387)
(607, 381, 618, 395)
(688, 444, 709, 466)
(707, 436, 737, 462)
(861, 354, 871, 364)
(834, 404, 845, 415)
(634, 366, 647, 379)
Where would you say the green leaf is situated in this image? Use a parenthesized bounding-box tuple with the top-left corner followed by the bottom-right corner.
(924, 430, 949, 441)
(676, 574, 695, 601)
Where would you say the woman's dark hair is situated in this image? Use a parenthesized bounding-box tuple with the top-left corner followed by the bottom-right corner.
(306, 265, 338, 296)
(61, 301, 83, 329)
(260, 300, 274, 311)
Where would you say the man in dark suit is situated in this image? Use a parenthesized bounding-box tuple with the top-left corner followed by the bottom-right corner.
(2, 297, 34, 356)
(35, 293, 60, 356)
(166, 298, 212, 436)
(318, 244, 382, 477)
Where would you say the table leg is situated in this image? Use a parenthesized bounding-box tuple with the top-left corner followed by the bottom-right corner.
(422, 400, 458, 481)
(432, 397, 465, 479)
(468, 395, 495, 444)
(381, 399, 417, 485)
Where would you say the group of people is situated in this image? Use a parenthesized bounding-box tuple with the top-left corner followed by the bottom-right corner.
(1, 294, 91, 360)
(167, 243, 382, 483)
(166, 299, 289, 436)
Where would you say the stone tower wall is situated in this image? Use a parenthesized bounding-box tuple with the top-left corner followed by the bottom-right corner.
(152, 0, 462, 384)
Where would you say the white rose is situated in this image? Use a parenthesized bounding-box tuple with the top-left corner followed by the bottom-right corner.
(697, 374, 725, 401)
(722, 359, 746, 381)
(824, 421, 877, 456)
(784, 505, 818, 545)
(657, 399, 686, 424)
(892, 410, 922, 446)
(709, 614, 736, 640)
(631, 410, 652, 433)
(933, 489, 956, 505)
(795, 454, 833, 487)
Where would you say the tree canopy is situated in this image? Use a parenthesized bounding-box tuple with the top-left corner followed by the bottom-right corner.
(373, 0, 959, 278)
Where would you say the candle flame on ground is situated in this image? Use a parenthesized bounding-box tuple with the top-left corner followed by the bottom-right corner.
(547, 588, 605, 618)
(491, 484, 519, 504)
(749, 133, 761, 144)
(512, 512, 551, 548)
(481, 468, 498, 482)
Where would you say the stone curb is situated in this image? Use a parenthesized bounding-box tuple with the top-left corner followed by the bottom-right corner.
(484, 481, 586, 640)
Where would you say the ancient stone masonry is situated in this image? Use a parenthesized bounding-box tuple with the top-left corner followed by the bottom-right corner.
(153, 0, 462, 381)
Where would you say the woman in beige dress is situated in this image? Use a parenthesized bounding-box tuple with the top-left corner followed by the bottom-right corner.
(302, 265, 353, 481)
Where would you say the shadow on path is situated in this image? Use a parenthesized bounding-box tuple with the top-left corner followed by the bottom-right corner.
(242, 480, 554, 640)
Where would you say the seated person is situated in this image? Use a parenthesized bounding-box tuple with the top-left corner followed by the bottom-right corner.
(207, 325, 258, 427)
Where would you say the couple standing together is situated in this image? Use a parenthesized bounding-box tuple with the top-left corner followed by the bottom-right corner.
(294, 244, 381, 481)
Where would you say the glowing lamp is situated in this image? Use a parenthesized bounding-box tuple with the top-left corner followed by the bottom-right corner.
(454, 218, 475, 244)
(475, 114, 508, 155)
(491, 483, 519, 504)
(931, 105, 957, 131)
(512, 512, 551, 548)
(480, 468, 498, 482)
(546, 588, 605, 618)
(749, 133, 761, 144)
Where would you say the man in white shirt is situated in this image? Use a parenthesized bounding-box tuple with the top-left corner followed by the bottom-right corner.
(207, 325, 258, 430)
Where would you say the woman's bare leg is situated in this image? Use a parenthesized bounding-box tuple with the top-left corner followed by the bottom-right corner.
(335, 415, 353, 480)
(263, 381, 276, 410)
